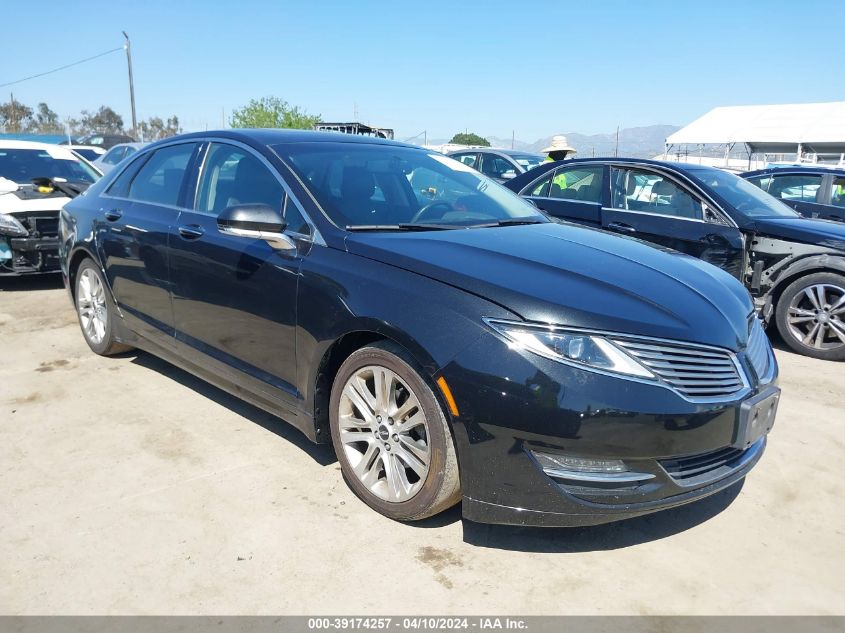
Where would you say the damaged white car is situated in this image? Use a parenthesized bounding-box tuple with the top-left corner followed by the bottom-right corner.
(0, 141, 100, 276)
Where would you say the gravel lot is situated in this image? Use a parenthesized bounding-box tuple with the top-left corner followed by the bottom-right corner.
(1, 275, 843, 615)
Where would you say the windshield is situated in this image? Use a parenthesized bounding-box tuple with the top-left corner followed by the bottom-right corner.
(274, 143, 547, 229)
(686, 167, 799, 219)
(0, 148, 100, 185)
(510, 154, 546, 171)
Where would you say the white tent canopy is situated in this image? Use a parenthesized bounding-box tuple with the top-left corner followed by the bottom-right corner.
(666, 102, 845, 155)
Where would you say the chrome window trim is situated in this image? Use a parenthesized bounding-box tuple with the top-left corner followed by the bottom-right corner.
(484, 318, 754, 404)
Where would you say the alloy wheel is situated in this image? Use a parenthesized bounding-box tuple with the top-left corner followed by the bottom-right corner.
(337, 365, 431, 503)
(786, 283, 845, 350)
(77, 268, 108, 345)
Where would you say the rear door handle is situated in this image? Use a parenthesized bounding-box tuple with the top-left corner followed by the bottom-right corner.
(104, 208, 123, 222)
(178, 224, 205, 240)
(607, 221, 636, 233)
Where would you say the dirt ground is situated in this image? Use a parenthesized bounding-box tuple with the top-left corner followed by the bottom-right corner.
(1, 275, 843, 615)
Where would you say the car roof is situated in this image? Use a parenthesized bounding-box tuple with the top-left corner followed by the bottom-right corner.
(447, 148, 543, 157)
(0, 140, 82, 161)
(156, 128, 419, 149)
(741, 166, 845, 177)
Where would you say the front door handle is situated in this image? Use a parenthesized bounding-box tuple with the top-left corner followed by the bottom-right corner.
(607, 221, 636, 233)
(178, 224, 205, 240)
(104, 208, 123, 222)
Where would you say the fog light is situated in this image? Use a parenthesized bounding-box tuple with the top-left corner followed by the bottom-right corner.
(531, 451, 655, 483)
(534, 452, 627, 473)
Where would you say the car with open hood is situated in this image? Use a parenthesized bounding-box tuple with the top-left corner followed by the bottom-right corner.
(60, 130, 778, 527)
(0, 140, 100, 276)
(505, 157, 845, 361)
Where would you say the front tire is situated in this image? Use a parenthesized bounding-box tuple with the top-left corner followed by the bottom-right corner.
(329, 342, 461, 521)
(74, 259, 132, 356)
(775, 272, 845, 361)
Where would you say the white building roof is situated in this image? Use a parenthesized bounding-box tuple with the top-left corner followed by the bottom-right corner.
(666, 102, 845, 153)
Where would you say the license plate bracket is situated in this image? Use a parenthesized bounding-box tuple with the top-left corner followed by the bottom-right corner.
(733, 387, 780, 448)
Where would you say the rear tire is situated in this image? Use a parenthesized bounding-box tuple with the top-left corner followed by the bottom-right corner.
(329, 341, 461, 521)
(74, 258, 132, 356)
(774, 272, 845, 361)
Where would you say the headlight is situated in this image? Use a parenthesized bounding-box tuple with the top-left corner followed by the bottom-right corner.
(486, 319, 655, 379)
(0, 213, 28, 237)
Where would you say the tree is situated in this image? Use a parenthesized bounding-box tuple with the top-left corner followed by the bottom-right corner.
(229, 96, 320, 130)
(0, 99, 34, 133)
(70, 106, 125, 135)
(138, 115, 181, 141)
(449, 132, 490, 147)
(33, 102, 63, 134)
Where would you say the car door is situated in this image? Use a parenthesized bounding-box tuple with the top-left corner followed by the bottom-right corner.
(97, 141, 200, 348)
(603, 166, 746, 278)
(168, 141, 309, 405)
(521, 164, 605, 227)
(764, 171, 830, 219)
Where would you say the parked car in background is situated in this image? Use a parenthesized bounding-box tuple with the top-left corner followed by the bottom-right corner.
(67, 145, 107, 162)
(447, 148, 546, 183)
(60, 133, 137, 150)
(0, 140, 100, 275)
(505, 157, 845, 360)
(92, 142, 147, 174)
(742, 166, 845, 223)
(61, 130, 777, 527)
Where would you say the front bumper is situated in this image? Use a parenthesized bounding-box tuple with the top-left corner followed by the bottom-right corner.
(440, 330, 777, 527)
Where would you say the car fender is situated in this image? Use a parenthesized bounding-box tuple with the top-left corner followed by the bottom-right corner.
(769, 252, 845, 297)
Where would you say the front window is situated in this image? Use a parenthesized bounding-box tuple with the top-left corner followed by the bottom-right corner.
(687, 167, 799, 219)
(833, 177, 845, 208)
(274, 143, 546, 229)
(549, 166, 604, 203)
(479, 154, 517, 180)
(611, 168, 702, 220)
(768, 173, 823, 203)
(0, 147, 100, 184)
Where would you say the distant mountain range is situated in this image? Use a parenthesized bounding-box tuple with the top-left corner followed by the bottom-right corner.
(426, 125, 681, 159)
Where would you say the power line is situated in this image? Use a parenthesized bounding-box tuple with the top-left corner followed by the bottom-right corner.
(0, 47, 123, 88)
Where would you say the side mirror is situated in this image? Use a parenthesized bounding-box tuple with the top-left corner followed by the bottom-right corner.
(217, 203, 295, 251)
(500, 171, 517, 180)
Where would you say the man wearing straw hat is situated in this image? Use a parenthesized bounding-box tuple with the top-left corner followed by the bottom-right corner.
(540, 135, 577, 190)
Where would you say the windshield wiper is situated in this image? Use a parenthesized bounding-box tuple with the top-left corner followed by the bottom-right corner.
(346, 223, 457, 232)
(470, 218, 547, 228)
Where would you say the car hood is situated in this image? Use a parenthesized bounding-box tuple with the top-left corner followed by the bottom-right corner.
(751, 216, 845, 251)
(0, 191, 69, 214)
(345, 223, 754, 350)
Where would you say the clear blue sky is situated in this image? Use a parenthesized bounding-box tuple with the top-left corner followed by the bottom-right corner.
(2, 0, 843, 142)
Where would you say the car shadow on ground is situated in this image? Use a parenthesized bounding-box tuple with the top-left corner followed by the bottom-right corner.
(456, 480, 744, 552)
(0, 273, 64, 292)
(129, 351, 337, 467)
(127, 349, 745, 552)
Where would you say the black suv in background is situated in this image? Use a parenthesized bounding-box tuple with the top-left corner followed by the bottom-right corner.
(505, 158, 845, 360)
(60, 131, 778, 527)
(742, 166, 845, 223)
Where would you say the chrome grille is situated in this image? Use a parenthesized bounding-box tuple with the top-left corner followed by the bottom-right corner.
(611, 338, 745, 398)
(745, 319, 772, 382)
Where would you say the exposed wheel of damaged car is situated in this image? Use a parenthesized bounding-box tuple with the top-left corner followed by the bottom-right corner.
(775, 272, 845, 360)
(60, 129, 779, 527)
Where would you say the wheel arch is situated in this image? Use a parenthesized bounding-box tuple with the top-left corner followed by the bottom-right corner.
(310, 323, 450, 445)
(768, 254, 845, 310)
(67, 246, 101, 300)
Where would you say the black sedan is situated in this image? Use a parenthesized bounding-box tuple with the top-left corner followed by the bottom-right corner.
(742, 166, 845, 223)
(61, 131, 777, 527)
(505, 158, 845, 361)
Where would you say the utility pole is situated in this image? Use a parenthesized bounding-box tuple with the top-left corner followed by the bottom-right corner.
(511, 130, 514, 149)
(614, 125, 620, 157)
(123, 31, 137, 136)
